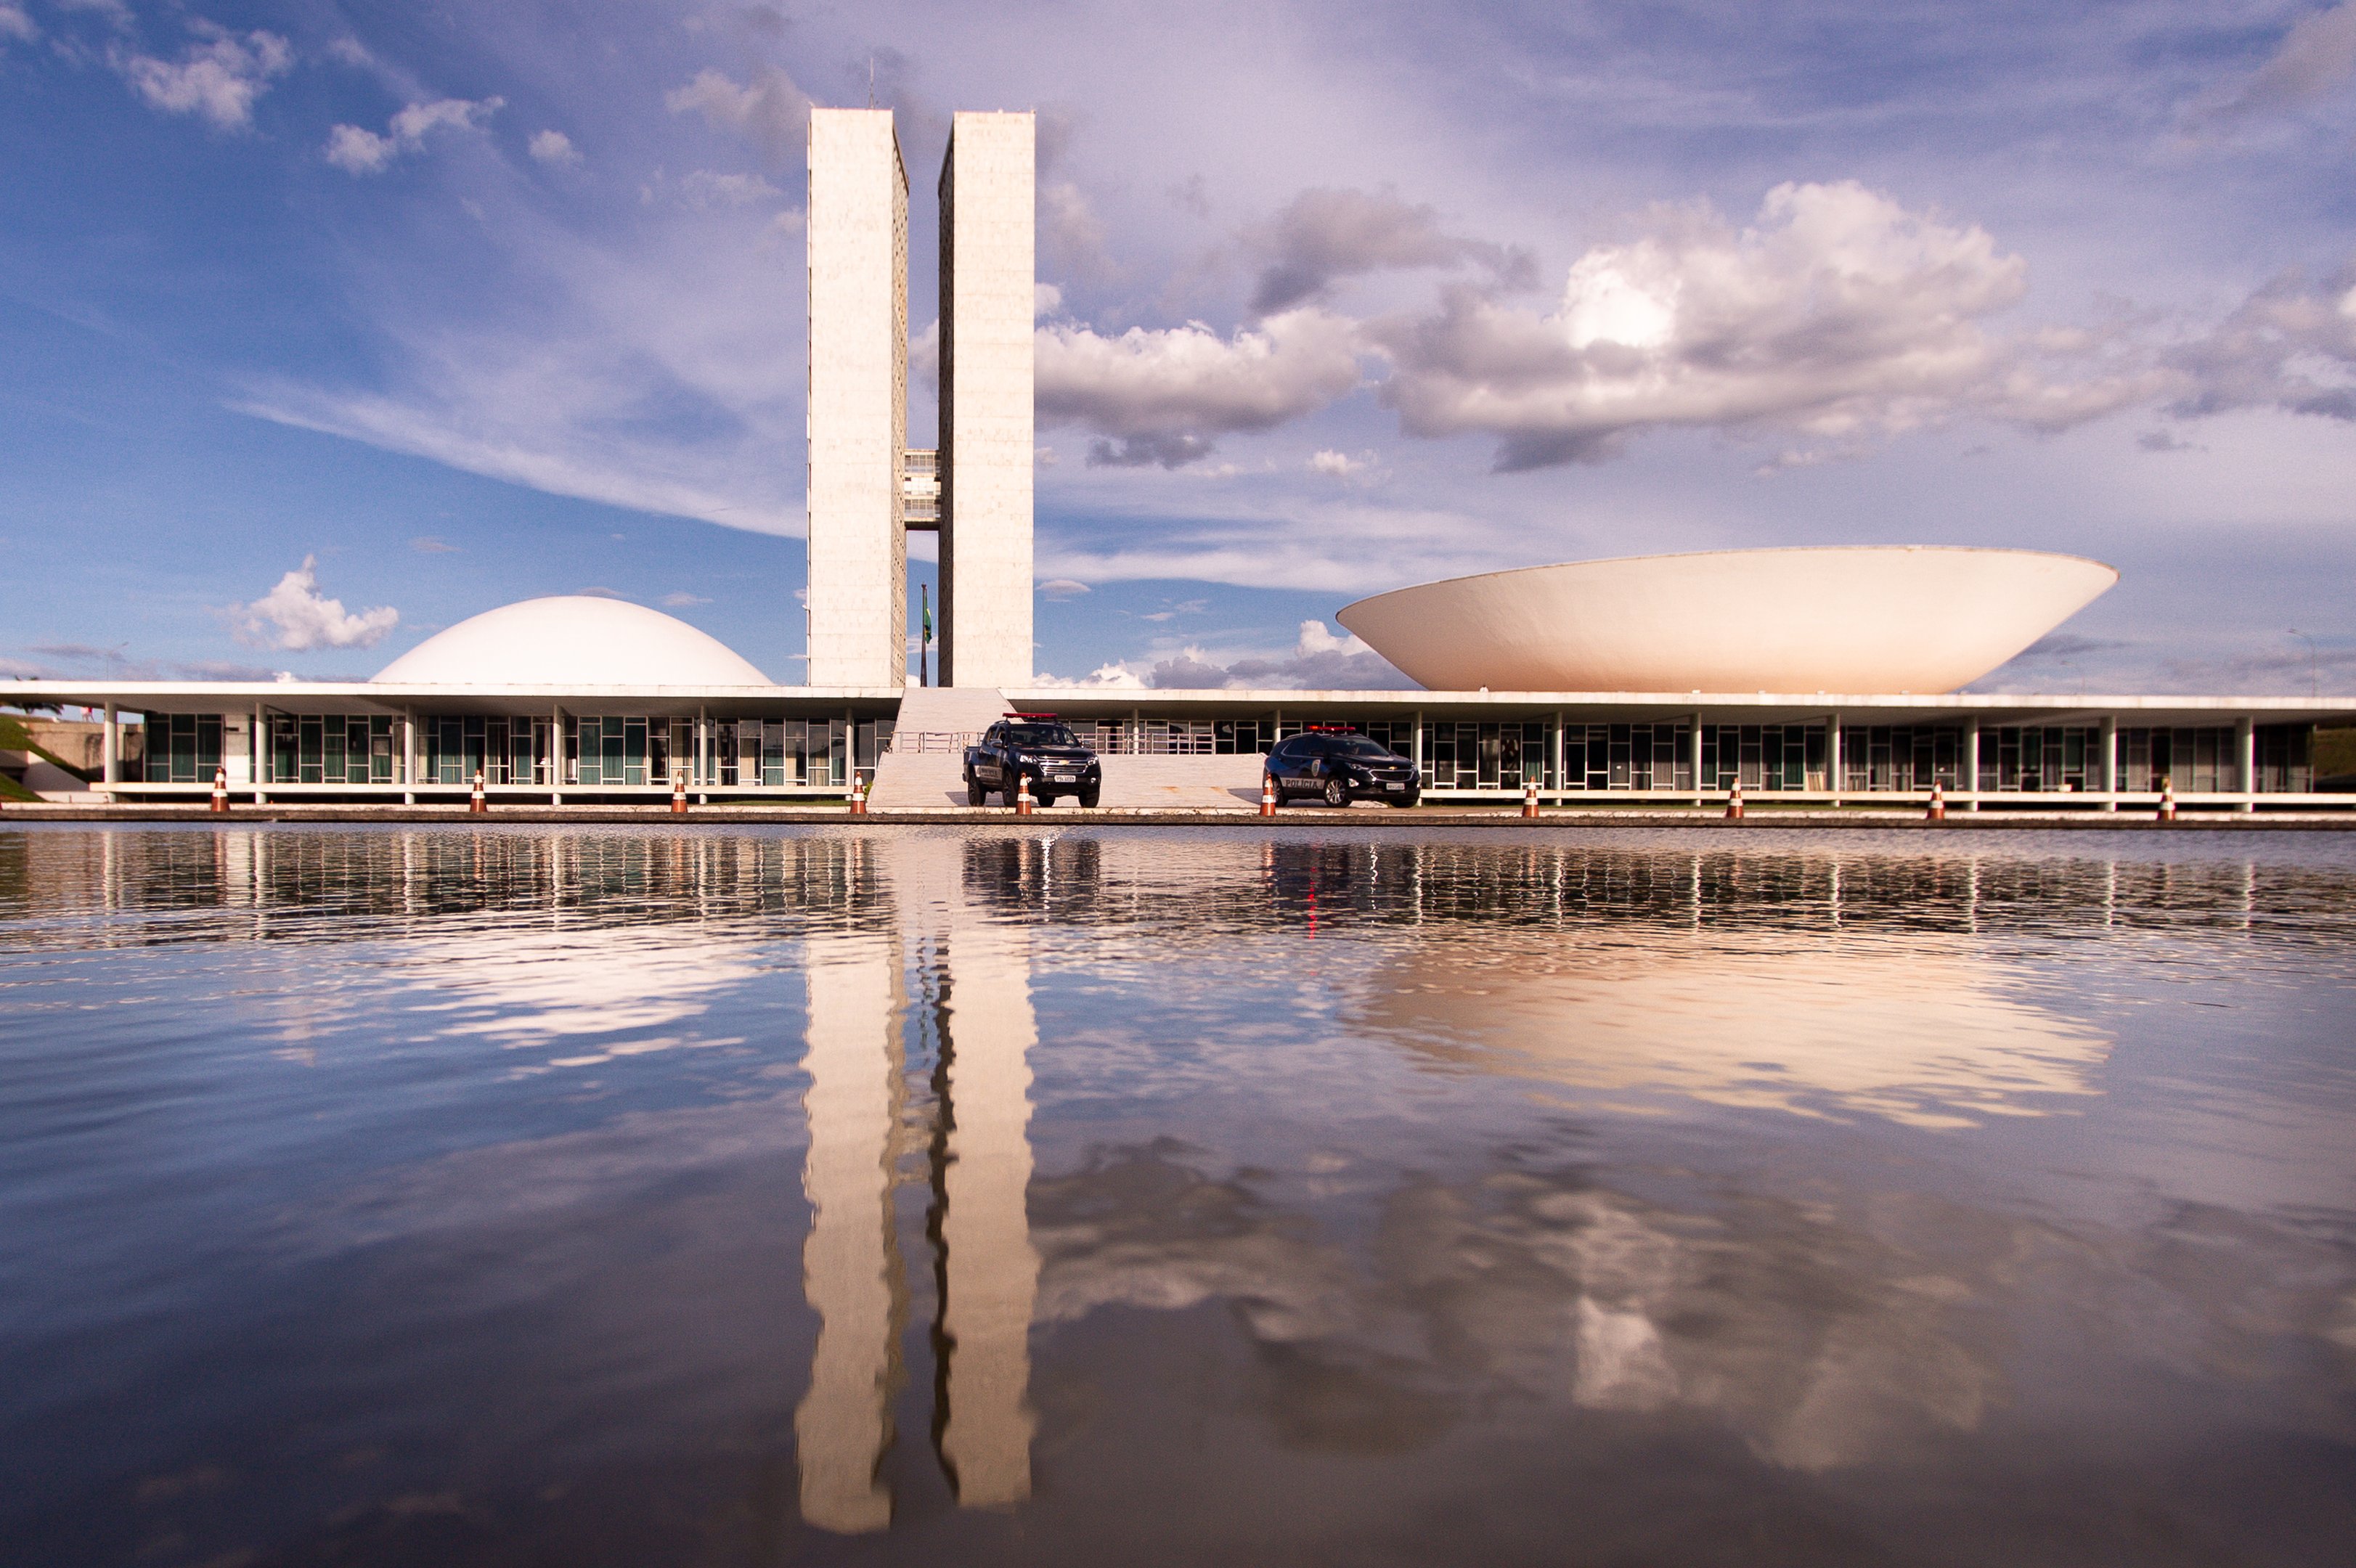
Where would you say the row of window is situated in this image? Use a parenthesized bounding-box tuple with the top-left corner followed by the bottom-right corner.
(121, 713, 2324, 793)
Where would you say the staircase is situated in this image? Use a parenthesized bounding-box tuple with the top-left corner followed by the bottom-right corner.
(868, 687, 1013, 808)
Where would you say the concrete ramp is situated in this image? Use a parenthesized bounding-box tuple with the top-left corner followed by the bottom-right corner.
(1096, 754, 1265, 811)
(869, 687, 1011, 808)
(868, 751, 979, 808)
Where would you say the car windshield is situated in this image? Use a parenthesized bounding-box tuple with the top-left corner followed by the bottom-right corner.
(1333, 736, 1397, 759)
(1005, 724, 1079, 748)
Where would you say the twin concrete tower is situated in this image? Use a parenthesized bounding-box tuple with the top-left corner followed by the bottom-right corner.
(806, 107, 1035, 690)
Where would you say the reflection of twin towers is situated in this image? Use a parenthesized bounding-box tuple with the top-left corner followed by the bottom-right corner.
(795, 839, 1038, 1531)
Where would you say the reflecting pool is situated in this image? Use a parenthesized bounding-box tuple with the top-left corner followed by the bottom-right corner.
(4, 825, 2355, 1565)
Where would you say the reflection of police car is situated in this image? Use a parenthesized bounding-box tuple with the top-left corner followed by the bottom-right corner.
(964, 716, 1102, 807)
(1265, 730, 1422, 807)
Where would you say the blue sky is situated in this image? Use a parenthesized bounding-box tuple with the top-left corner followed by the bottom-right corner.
(3, 1, 2355, 693)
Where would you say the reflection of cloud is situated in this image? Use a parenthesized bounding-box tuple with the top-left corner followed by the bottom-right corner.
(1353, 930, 2108, 1128)
(1034, 1146, 2004, 1469)
(396, 928, 759, 1066)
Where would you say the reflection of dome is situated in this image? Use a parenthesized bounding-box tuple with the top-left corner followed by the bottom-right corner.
(1336, 547, 2117, 694)
(372, 596, 771, 685)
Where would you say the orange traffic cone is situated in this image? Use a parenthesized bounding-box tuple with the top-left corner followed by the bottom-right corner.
(1927, 780, 1946, 822)
(1016, 775, 1035, 816)
(1522, 780, 1539, 819)
(2159, 780, 2177, 822)
(1260, 775, 1277, 817)
(469, 767, 486, 814)
(672, 769, 687, 815)
(1725, 777, 1745, 822)
(211, 764, 229, 814)
(850, 773, 868, 815)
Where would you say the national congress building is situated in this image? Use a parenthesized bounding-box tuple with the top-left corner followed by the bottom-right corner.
(8, 106, 2352, 814)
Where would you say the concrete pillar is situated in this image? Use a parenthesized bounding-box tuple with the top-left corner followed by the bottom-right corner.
(1688, 714, 1704, 807)
(1962, 718, 1980, 812)
(1552, 710, 1565, 800)
(1411, 710, 1424, 789)
(102, 701, 117, 789)
(2100, 716, 2118, 812)
(552, 706, 565, 805)
(2238, 715, 2257, 812)
(254, 701, 267, 804)
(806, 108, 910, 689)
(401, 710, 416, 804)
(937, 111, 1036, 688)
(1827, 714, 1843, 807)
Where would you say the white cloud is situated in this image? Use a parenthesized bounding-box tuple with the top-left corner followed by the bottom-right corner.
(1035, 307, 1364, 467)
(1037, 578, 1091, 599)
(115, 25, 292, 131)
(1243, 187, 1529, 314)
(665, 67, 810, 167)
(0, 5, 37, 46)
(327, 96, 503, 175)
(1308, 449, 1366, 476)
(1030, 661, 1149, 690)
(1140, 620, 1406, 690)
(231, 557, 399, 651)
(325, 124, 396, 174)
(2194, 1, 2356, 126)
(2168, 258, 2356, 422)
(679, 169, 784, 209)
(659, 591, 712, 607)
(529, 128, 581, 166)
(1373, 180, 2164, 470)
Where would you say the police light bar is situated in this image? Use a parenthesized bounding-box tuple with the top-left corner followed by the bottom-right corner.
(1010, 711, 1060, 721)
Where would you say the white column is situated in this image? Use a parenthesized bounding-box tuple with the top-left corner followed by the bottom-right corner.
(1552, 710, 1565, 801)
(401, 710, 416, 804)
(1826, 714, 1843, 807)
(937, 111, 1036, 689)
(2100, 716, 2117, 812)
(253, 701, 267, 804)
(2237, 715, 2257, 812)
(806, 108, 910, 688)
(551, 706, 565, 805)
(795, 935, 903, 1534)
(1411, 710, 1424, 789)
(102, 701, 118, 789)
(1962, 717, 1980, 812)
(1688, 714, 1704, 807)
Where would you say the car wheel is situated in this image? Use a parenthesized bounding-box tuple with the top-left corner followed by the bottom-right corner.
(1323, 777, 1349, 808)
(1001, 774, 1022, 807)
(966, 771, 985, 807)
(1390, 790, 1420, 809)
(1078, 787, 1100, 809)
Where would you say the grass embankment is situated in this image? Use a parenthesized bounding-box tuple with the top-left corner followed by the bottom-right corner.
(0, 714, 89, 801)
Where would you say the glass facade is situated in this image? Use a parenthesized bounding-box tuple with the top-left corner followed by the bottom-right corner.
(1573, 722, 1693, 791)
(100, 708, 2336, 798)
(139, 714, 221, 783)
(1701, 724, 1822, 792)
(1841, 725, 1961, 793)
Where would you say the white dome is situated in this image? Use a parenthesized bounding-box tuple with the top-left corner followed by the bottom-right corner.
(1337, 547, 2117, 695)
(372, 596, 773, 686)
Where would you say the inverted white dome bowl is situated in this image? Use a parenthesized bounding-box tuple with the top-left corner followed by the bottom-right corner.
(1335, 547, 2116, 695)
(372, 596, 772, 686)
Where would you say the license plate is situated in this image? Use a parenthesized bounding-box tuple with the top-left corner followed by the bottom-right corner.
(1054, 774, 1076, 783)
(1385, 783, 1405, 791)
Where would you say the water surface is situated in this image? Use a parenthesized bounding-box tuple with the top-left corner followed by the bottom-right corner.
(4, 824, 2355, 1565)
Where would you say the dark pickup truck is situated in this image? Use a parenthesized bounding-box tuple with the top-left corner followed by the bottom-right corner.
(964, 716, 1103, 807)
